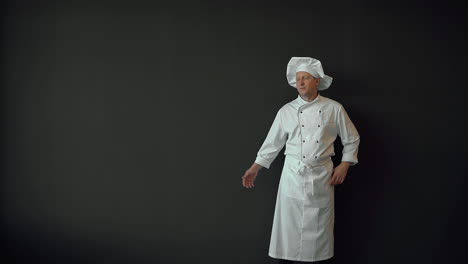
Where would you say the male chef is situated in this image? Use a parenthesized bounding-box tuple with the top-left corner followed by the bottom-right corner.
(241, 57, 360, 263)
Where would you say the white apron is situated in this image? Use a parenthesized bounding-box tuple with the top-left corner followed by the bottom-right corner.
(268, 154, 335, 262)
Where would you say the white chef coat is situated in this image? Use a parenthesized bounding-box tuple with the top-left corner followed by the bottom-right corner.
(254, 93, 360, 262)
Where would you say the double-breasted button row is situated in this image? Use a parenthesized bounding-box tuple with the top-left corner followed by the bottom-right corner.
(300, 110, 321, 113)
(302, 140, 319, 143)
(300, 109, 323, 161)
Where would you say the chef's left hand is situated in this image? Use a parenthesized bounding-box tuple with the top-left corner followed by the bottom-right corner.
(329, 162, 351, 185)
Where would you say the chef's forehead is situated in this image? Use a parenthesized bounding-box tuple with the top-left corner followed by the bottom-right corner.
(296, 71, 314, 77)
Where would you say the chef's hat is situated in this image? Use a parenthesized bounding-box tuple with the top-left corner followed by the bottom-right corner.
(286, 57, 333, 91)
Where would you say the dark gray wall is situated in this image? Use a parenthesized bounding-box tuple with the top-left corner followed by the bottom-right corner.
(3, 1, 467, 263)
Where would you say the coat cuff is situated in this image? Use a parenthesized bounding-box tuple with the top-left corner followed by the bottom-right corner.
(341, 153, 358, 166)
(255, 156, 272, 169)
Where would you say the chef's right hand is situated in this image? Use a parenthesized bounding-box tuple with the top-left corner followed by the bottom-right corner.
(242, 163, 263, 189)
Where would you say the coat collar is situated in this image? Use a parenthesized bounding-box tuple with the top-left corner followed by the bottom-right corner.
(296, 93, 321, 106)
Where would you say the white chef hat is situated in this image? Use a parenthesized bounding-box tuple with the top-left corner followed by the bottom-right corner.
(286, 57, 333, 91)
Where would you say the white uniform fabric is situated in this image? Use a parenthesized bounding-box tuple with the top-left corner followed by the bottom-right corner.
(254, 94, 360, 262)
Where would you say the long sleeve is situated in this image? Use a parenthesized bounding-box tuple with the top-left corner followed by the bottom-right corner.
(254, 110, 288, 169)
(336, 105, 360, 165)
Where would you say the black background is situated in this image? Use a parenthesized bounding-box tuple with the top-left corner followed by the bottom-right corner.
(2, 1, 468, 263)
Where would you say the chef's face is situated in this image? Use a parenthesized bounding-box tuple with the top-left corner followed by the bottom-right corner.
(296, 71, 320, 97)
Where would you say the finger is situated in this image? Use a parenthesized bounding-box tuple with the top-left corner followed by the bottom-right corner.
(329, 174, 336, 185)
(336, 175, 343, 185)
(246, 179, 251, 187)
(332, 175, 338, 185)
(332, 176, 339, 186)
(338, 176, 345, 185)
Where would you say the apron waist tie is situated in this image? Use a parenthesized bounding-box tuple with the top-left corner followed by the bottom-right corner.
(287, 156, 332, 197)
(287, 155, 332, 175)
